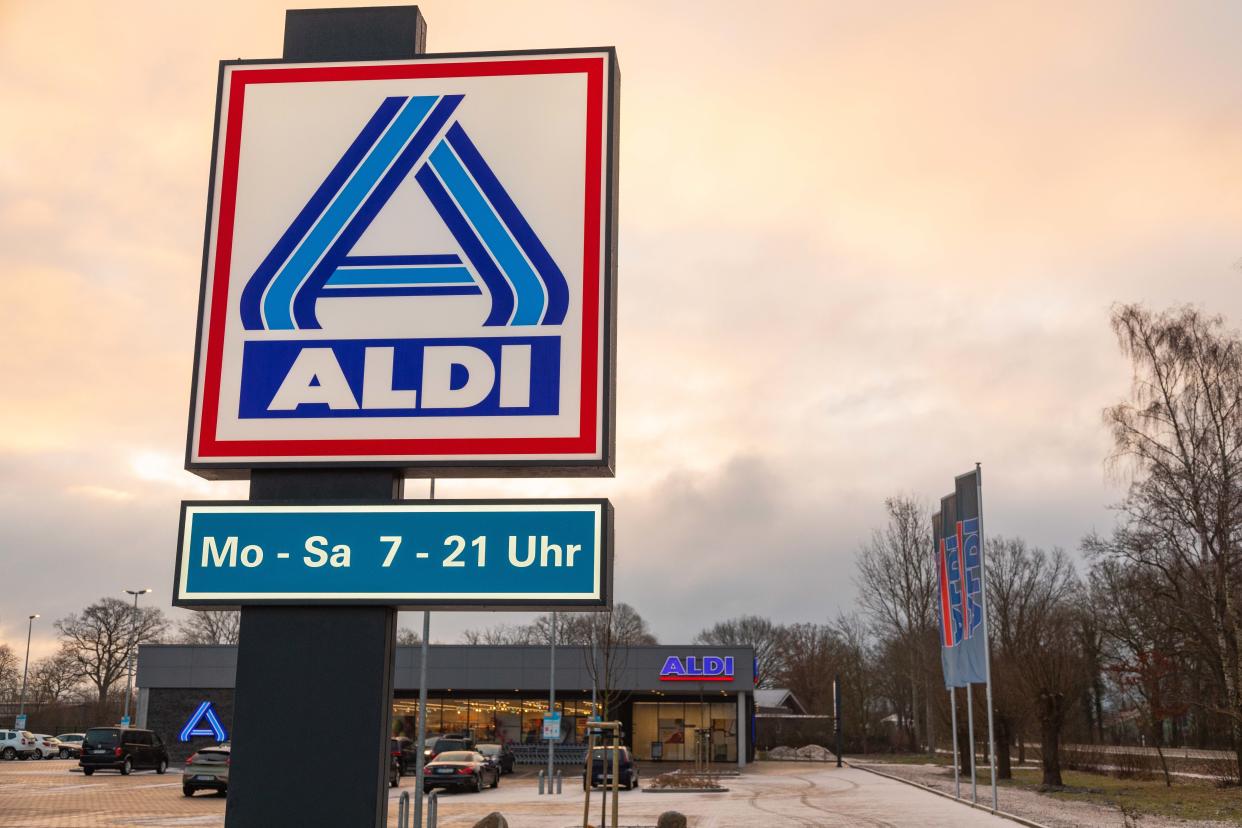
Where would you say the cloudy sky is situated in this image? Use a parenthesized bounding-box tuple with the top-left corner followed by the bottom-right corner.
(2, 0, 1241, 662)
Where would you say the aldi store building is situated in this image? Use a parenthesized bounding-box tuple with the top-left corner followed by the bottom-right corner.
(136, 644, 756, 765)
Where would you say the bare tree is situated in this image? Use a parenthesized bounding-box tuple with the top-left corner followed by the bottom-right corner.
(557, 604, 656, 720)
(1102, 304, 1242, 769)
(54, 597, 168, 712)
(1089, 557, 1187, 786)
(30, 646, 84, 704)
(460, 623, 541, 645)
(988, 538, 1083, 786)
(693, 615, 784, 688)
(397, 627, 421, 646)
(774, 622, 837, 714)
(0, 643, 19, 699)
(177, 611, 241, 645)
(855, 495, 936, 751)
(986, 536, 1046, 779)
(831, 613, 884, 753)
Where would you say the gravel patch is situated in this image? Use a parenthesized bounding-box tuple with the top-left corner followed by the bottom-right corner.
(851, 761, 1236, 828)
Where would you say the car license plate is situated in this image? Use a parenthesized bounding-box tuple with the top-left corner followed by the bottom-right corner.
(436, 768, 452, 774)
(93, 749, 108, 754)
(194, 775, 214, 781)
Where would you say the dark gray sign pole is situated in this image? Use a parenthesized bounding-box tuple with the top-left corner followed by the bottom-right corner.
(834, 673, 843, 767)
(222, 9, 426, 827)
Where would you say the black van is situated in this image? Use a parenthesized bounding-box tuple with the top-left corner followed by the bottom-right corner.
(79, 727, 170, 776)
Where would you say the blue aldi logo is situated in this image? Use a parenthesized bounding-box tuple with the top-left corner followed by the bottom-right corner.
(179, 700, 228, 742)
(187, 50, 617, 474)
(660, 656, 735, 682)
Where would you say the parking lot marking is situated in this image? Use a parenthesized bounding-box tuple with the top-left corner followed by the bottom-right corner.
(120, 816, 222, 826)
(30, 783, 105, 794)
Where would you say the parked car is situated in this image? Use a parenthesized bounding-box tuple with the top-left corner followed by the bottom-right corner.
(79, 727, 169, 776)
(182, 743, 229, 796)
(428, 736, 476, 761)
(55, 733, 84, 759)
(30, 734, 61, 759)
(475, 743, 515, 774)
(0, 730, 37, 761)
(422, 750, 500, 793)
(391, 736, 420, 775)
(584, 746, 639, 790)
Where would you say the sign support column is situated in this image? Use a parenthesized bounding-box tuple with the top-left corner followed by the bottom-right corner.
(221, 9, 424, 828)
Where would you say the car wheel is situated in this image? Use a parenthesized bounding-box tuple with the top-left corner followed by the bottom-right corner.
(183, 785, 194, 797)
(423, 786, 431, 795)
(156, 759, 168, 775)
(491, 770, 499, 789)
(32, 749, 42, 760)
(59, 748, 70, 759)
(83, 768, 94, 776)
(2, 747, 15, 761)
(120, 757, 132, 776)
(474, 773, 483, 793)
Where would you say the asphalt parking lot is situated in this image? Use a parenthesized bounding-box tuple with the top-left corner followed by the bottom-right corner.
(0, 759, 1015, 827)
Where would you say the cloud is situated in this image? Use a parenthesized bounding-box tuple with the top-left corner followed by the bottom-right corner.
(2, 0, 1240, 650)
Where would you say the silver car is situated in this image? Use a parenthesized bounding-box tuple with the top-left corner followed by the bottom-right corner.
(182, 744, 230, 796)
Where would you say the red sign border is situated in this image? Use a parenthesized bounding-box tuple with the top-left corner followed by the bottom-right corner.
(188, 52, 612, 470)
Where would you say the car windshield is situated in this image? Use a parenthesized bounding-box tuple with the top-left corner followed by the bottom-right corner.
(477, 745, 499, 755)
(435, 740, 469, 751)
(434, 751, 475, 762)
(83, 728, 119, 748)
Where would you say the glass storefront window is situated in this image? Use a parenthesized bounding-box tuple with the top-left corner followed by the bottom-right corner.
(494, 698, 523, 746)
(632, 699, 737, 762)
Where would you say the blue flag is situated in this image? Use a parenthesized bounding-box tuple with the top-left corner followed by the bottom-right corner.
(937, 470, 989, 687)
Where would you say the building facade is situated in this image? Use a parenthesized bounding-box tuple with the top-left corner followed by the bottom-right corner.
(136, 644, 756, 765)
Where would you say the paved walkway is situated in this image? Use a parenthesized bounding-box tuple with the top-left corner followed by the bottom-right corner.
(419, 762, 1014, 827)
(0, 760, 1015, 827)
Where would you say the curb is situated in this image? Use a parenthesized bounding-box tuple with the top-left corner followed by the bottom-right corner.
(849, 762, 1053, 828)
(641, 787, 729, 793)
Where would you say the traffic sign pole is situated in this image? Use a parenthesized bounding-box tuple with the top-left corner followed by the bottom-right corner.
(219, 16, 424, 828)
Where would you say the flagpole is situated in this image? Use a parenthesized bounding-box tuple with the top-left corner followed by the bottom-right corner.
(977, 462, 998, 810)
(950, 687, 960, 799)
(967, 683, 977, 802)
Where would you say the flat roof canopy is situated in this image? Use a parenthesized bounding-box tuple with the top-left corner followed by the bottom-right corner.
(137, 644, 757, 693)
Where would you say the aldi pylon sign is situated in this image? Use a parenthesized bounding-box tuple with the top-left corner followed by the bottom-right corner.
(187, 49, 618, 476)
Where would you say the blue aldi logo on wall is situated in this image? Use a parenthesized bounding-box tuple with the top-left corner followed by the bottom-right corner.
(180, 700, 228, 743)
(187, 50, 617, 475)
(660, 656, 735, 682)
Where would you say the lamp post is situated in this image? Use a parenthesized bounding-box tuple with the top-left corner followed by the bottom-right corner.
(122, 589, 151, 725)
(17, 614, 38, 726)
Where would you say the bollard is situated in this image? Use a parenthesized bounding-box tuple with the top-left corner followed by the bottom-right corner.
(427, 790, 439, 828)
(556, 769, 563, 794)
(538, 769, 546, 795)
(397, 790, 410, 828)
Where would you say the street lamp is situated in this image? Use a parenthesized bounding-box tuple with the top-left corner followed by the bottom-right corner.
(17, 614, 38, 727)
(122, 589, 151, 726)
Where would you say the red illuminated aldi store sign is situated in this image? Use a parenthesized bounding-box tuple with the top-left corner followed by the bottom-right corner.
(660, 656, 735, 682)
(187, 49, 618, 477)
